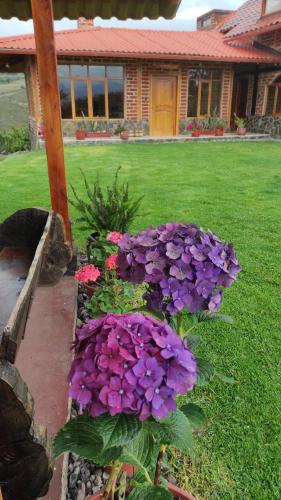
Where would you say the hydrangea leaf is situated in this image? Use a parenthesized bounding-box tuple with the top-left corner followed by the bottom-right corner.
(93, 413, 141, 450)
(180, 403, 207, 430)
(120, 430, 156, 480)
(53, 415, 122, 464)
(194, 311, 234, 325)
(196, 357, 215, 386)
(144, 409, 193, 455)
(127, 485, 172, 500)
(215, 371, 238, 384)
(185, 334, 201, 350)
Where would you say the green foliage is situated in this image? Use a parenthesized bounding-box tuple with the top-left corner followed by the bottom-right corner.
(0, 127, 30, 154)
(127, 485, 172, 500)
(196, 357, 215, 387)
(144, 410, 193, 455)
(120, 430, 156, 479)
(192, 310, 234, 325)
(180, 403, 207, 430)
(69, 166, 143, 234)
(86, 278, 138, 316)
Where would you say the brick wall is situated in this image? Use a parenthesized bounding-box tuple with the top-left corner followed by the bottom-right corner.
(258, 29, 281, 51)
(255, 70, 281, 115)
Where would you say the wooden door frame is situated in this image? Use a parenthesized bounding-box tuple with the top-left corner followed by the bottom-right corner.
(150, 73, 180, 136)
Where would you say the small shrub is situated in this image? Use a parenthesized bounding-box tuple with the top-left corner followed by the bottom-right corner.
(69, 166, 143, 235)
(0, 127, 31, 154)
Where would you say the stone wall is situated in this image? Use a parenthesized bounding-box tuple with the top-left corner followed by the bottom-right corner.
(245, 115, 281, 136)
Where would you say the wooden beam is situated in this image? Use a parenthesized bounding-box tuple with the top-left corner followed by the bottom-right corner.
(31, 0, 71, 242)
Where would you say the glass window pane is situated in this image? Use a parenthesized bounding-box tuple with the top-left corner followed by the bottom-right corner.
(59, 79, 72, 118)
(187, 80, 198, 117)
(74, 80, 89, 117)
(58, 65, 69, 78)
(108, 80, 124, 118)
(200, 82, 209, 115)
(189, 69, 199, 80)
(89, 65, 105, 77)
(71, 65, 88, 77)
(266, 86, 275, 114)
(92, 80, 105, 117)
(200, 69, 211, 80)
(210, 80, 221, 115)
(276, 88, 281, 113)
(265, 0, 281, 15)
(107, 66, 123, 79)
(212, 69, 222, 80)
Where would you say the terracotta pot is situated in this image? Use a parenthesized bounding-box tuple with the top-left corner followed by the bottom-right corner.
(86, 131, 112, 138)
(76, 130, 86, 140)
(84, 283, 96, 298)
(191, 130, 201, 137)
(237, 127, 246, 136)
(202, 129, 214, 135)
(215, 128, 224, 136)
(120, 131, 129, 140)
(87, 482, 195, 500)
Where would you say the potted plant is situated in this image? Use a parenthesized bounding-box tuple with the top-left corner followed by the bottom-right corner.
(214, 118, 226, 136)
(87, 121, 112, 138)
(187, 119, 202, 137)
(235, 114, 246, 136)
(201, 116, 215, 135)
(75, 121, 87, 140)
(75, 264, 101, 297)
(120, 129, 129, 140)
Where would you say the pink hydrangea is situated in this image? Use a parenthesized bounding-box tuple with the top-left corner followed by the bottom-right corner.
(105, 254, 118, 270)
(107, 231, 123, 244)
(75, 264, 100, 283)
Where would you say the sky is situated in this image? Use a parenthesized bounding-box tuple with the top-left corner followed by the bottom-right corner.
(0, 0, 243, 37)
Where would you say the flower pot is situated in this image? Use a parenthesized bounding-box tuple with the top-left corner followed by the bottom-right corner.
(215, 128, 224, 136)
(84, 283, 96, 298)
(76, 130, 86, 140)
(202, 129, 214, 135)
(237, 127, 246, 136)
(191, 130, 201, 137)
(120, 131, 129, 140)
(86, 482, 195, 500)
(86, 131, 112, 138)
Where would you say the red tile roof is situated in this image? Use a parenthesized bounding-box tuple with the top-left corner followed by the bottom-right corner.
(0, 26, 280, 63)
(221, 0, 281, 39)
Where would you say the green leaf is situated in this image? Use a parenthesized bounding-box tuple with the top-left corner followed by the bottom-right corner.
(127, 485, 172, 500)
(131, 306, 164, 321)
(194, 311, 234, 325)
(215, 371, 238, 384)
(145, 409, 192, 455)
(53, 415, 122, 464)
(120, 430, 155, 480)
(180, 403, 207, 430)
(94, 413, 141, 450)
(185, 334, 201, 350)
(196, 357, 215, 386)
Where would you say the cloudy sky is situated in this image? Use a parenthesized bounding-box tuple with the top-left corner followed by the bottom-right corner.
(0, 0, 243, 36)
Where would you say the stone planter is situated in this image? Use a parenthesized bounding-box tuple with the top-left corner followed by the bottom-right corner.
(86, 132, 112, 138)
(237, 127, 246, 136)
(215, 128, 224, 136)
(76, 130, 86, 140)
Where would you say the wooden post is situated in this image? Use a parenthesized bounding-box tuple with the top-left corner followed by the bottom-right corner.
(31, 0, 71, 242)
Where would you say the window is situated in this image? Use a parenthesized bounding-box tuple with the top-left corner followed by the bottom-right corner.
(265, 75, 281, 115)
(263, 0, 281, 15)
(187, 68, 222, 117)
(58, 64, 124, 119)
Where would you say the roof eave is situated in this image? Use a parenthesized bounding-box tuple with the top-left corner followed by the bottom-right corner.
(225, 21, 281, 41)
(0, 47, 280, 64)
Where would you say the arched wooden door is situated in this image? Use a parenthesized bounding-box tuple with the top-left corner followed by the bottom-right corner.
(151, 75, 177, 136)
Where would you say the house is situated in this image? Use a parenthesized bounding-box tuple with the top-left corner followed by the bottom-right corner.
(0, 0, 281, 140)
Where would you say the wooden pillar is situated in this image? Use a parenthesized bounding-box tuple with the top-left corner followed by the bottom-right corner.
(31, 0, 71, 242)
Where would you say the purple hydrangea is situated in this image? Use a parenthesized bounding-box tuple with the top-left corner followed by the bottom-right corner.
(69, 313, 197, 421)
(117, 223, 241, 315)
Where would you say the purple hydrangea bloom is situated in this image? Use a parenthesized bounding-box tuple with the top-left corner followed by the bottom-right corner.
(117, 223, 241, 315)
(69, 313, 197, 421)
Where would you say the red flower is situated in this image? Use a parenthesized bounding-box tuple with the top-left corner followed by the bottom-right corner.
(105, 254, 118, 270)
(75, 264, 100, 283)
(107, 231, 123, 244)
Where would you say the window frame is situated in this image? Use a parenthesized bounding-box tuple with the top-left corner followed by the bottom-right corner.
(266, 83, 281, 116)
(187, 68, 223, 118)
(58, 63, 125, 120)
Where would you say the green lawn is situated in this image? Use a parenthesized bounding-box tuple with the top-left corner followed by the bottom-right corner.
(1, 142, 281, 499)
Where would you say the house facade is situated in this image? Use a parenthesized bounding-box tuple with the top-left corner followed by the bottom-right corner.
(0, 0, 281, 141)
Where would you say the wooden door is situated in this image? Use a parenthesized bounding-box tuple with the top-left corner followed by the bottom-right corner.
(151, 76, 177, 136)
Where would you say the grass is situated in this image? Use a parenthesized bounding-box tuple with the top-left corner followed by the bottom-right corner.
(0, 142, 281, 499)
(0, 75, 28, 131)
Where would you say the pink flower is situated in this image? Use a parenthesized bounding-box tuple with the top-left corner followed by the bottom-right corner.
(105, 254, 118, 270)
(107, 231, 123, 244)
(75, 264, 100, 283)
